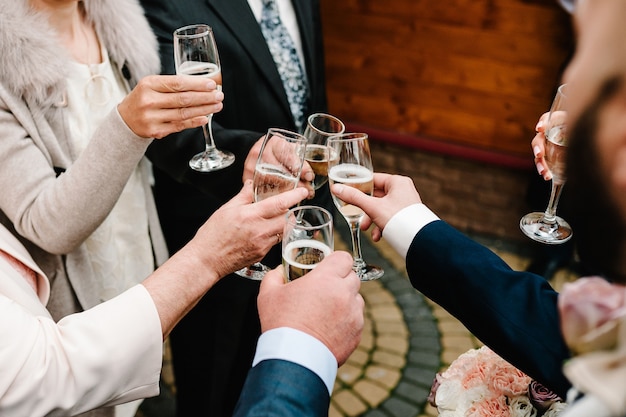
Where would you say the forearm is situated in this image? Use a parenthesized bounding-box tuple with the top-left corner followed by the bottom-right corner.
(0, 106, 151, 253)
(141, 241, 220, 338)
(407, 220, 572, 397)
(1, 286, 162, 416)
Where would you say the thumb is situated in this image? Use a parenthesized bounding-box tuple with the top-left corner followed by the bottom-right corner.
(331, 183, 372, 211)
(259, 266, 286, 293)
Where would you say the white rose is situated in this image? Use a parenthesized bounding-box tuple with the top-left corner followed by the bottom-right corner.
(439, 411, 460, 417)
(542, 402, 568, 417)
(457, 386, 490, 412)
(509, 396, 537, 417)
(435, 380, 462, 411)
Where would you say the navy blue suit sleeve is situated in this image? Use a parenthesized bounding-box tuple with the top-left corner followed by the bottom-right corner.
(233, 359, 330, 417)
(407, 220, 572, 398)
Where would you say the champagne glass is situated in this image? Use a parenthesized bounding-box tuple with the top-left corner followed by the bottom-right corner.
(174, 24, 235, 172)
(520, 84, 573, 244)
(236, 128, 308, 280)
(292, 113, 345, 227)
(282, 206, 334, 282)
(328, 133, 384, 281)
(303, 113, 345, 191)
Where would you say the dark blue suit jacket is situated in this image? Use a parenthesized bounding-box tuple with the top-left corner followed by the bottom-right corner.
(234, 359, 330, 416)
(233, 220, 573, 415)
(407, 220, 572, 398)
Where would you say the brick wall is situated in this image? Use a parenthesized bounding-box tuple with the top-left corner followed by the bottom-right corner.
(369, 140, 534, 243)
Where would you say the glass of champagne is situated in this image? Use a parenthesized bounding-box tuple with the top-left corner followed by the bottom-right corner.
(520, 84, 573, 244)
(282, 206, 334, 282)
(328, 133, 384, 281)
(303, 113, 345, 191)
(236, 128, 308, 280)
(174, 24, 235, 172)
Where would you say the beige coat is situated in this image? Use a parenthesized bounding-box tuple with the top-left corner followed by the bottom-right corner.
(0, 223, 162, 417)
(0, 0, 168, 321)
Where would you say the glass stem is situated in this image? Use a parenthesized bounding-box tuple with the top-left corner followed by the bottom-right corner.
(201, 114, 217, 152)
(543, 180, 565, 224)
(349, 220, 366, 271)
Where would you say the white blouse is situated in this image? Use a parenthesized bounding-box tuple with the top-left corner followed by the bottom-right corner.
(65, 44, 154, 302)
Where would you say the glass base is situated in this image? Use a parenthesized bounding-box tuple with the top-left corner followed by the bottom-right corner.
(235, 262, 269, 280)
(520, 212, 573, 244)
(189, 149, 235, 172)
(356, 263, 384, 281)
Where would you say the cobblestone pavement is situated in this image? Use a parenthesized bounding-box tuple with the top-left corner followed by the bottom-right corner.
(139, 220, 577, 417)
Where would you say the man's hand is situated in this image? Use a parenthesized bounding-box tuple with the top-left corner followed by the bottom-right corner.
(331, 173, 422, 241)
(257, 251, 364, 365)
(243, 135, 315, 198)
(189, 180, 309, 278)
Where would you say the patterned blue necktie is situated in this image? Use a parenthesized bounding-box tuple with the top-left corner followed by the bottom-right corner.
(259, 0, 309, 132)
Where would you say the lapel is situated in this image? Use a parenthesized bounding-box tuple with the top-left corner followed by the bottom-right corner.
(206, 0, 292, 116)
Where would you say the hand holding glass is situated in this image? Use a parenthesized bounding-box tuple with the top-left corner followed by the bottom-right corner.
(328, 133, 384, 281)
(520, 84, 573, 244)
(282, 206, 334, 282)
(236, 128, 307, 280)
(173, 24, 235, 172)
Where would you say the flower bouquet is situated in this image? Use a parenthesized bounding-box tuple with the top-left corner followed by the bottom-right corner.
(558, 277, 626, 417)
(428, 346, 566, 417)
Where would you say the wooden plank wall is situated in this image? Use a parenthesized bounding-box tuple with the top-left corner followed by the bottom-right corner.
(319, 0, 574, 165)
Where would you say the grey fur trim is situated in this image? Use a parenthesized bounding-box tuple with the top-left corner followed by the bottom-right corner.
(0, 0, 160, 106)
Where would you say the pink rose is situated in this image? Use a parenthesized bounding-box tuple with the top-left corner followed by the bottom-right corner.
(527, 380, 563, 414)
(490, 364, 531, 397)
(558, 277, 626, 354)
(466, 396, 509, 417)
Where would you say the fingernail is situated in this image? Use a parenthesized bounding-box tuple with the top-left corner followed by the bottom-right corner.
(536, 120, 544, 131)
(533, 146, 541, 157)
(536, 162, 544, 174)
(206, 80, 217, 89)
(304, 172, 314, 182)
(332, 184, 344, 194)
(215, 91, 224, 101)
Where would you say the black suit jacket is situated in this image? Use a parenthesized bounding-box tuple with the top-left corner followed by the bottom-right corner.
(138, 1, 331, 415)
(142, 0, 328, 203)
(407, 220, 572, 398)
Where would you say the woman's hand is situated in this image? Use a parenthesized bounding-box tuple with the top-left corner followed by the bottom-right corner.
(117, 74, 224, 139)
(531, 112, 552, 181)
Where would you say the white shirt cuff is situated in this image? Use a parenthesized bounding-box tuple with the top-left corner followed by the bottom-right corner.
(382, 203, 440, 259)
(253, 327, 337, 395)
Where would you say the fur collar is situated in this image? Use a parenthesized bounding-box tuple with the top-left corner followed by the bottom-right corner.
(0, 0, 160, 106)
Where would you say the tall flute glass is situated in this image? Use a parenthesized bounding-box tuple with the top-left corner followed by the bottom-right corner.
(303, 113, 345, 192)
(236, 128, 307, 280)
(174, 24, 235, 172)
(328, 133, 384, 281)
(520, 84, 573, 244)
(282, 206, 334, 282)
